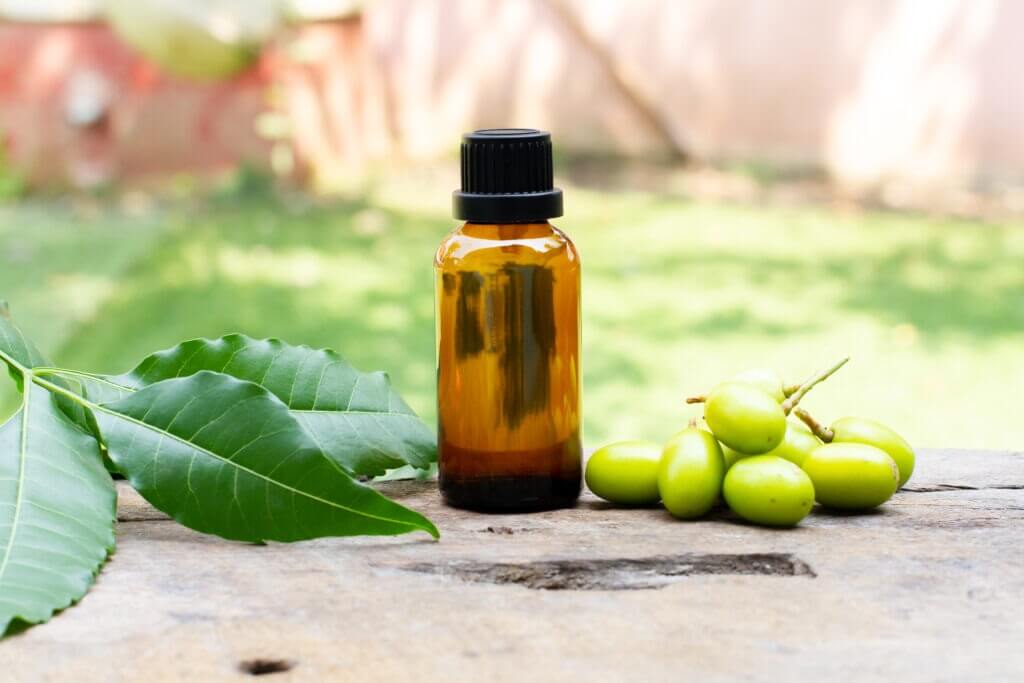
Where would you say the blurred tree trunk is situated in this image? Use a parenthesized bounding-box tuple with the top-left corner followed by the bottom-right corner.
(545, 0, 689, 161)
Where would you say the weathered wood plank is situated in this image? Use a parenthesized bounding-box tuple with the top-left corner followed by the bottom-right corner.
(4, 449, 1023, 682)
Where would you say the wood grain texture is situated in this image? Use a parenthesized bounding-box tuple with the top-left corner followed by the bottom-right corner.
(3, 449, 1023, 682)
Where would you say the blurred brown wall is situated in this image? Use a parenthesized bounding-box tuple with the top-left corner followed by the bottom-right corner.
(323, 0, 1021, 190)
(0, 22, 273, 188)
(1, 0, 1021, 191)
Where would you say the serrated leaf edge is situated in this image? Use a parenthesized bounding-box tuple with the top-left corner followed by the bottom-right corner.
(95, 372, 437, 537)
(0, 383, 116, 635)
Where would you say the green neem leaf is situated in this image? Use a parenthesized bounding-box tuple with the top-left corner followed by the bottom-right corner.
(0, 308, 91, 433)
(0, 305, 49, 393)
(65, 374, 132, 405)
(0, 383, 116, 635)
(94, 371, 438, 542)
(65, 372, 133, 406)
(100, 335, 436, 478)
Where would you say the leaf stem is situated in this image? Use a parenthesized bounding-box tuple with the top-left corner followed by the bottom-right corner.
(34, 367, 101, 381)
(28, 373, 97, 411)
(781, 356, 849, 415)
(1, 360, 115, 412)
(33, 367, 130, 392)
(0, 346, 27, 374)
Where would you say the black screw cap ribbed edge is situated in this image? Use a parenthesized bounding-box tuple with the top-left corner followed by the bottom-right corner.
(453, 129, 563, 223)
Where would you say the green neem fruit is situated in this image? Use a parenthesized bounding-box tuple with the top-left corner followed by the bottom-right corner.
(723, 455, 815, 527)
(764, 420, 821, 468)
(704, 382, 786, 455)
(830, 417, 915, 488)
(658, 427, 725, 519)
(722, 444, 746, 470)
(802, 442, 899, 510)
(730, 368, 786, 403)
(585, 440, 662, 505)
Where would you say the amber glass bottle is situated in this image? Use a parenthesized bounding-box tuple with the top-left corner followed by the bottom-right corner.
(435, 129, 581, 511)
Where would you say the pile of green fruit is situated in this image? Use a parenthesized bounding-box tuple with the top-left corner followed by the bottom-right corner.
(585, 358, 915, 527)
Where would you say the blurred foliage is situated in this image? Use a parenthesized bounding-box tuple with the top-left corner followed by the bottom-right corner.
(104, 0, 275, 81)
(0, 140, 25, 202)
(1, 186, 1023, 451)
(214, 164, 280, 201)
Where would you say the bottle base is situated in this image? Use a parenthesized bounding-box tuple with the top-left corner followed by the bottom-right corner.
(440, 475, 581, 513)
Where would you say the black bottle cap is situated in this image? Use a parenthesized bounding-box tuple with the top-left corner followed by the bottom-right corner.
(453, 129, 564, 223)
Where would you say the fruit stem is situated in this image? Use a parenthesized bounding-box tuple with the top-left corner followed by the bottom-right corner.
(684, 395, 706, 404)
(781, 356, 849, 415)
(783, 383, 801, 397)
(794, 408, 834, 442)
(687, 417, 698, 428)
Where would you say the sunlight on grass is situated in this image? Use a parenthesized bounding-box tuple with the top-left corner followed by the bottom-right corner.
(0, 202, 164, 352)
(1, 187, 1022, 451)
(568, 192, 1024, 448)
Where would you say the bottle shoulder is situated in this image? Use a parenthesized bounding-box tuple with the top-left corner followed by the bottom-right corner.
(435, 222, 579, 269)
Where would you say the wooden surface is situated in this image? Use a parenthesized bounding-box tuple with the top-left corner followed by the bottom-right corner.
(3, 449, 1023, 682)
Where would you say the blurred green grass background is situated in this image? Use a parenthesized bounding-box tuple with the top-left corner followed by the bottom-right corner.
(2, 181, 1022, 450)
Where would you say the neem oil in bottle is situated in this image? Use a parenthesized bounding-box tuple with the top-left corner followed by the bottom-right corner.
(435, 129, 581, 511)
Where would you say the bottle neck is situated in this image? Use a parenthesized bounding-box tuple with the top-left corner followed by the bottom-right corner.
(461, 222, 554, 240)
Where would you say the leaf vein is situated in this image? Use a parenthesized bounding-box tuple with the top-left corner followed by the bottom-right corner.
(0, 386, 31, 590)
(95, 405, 422, 530)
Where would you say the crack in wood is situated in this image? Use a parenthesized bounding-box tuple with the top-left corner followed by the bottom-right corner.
(117, 513, 172, 522)
(238, 659, 294, 676)
(902, 484, 1024, 493)
(395, 553, 815, 590)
